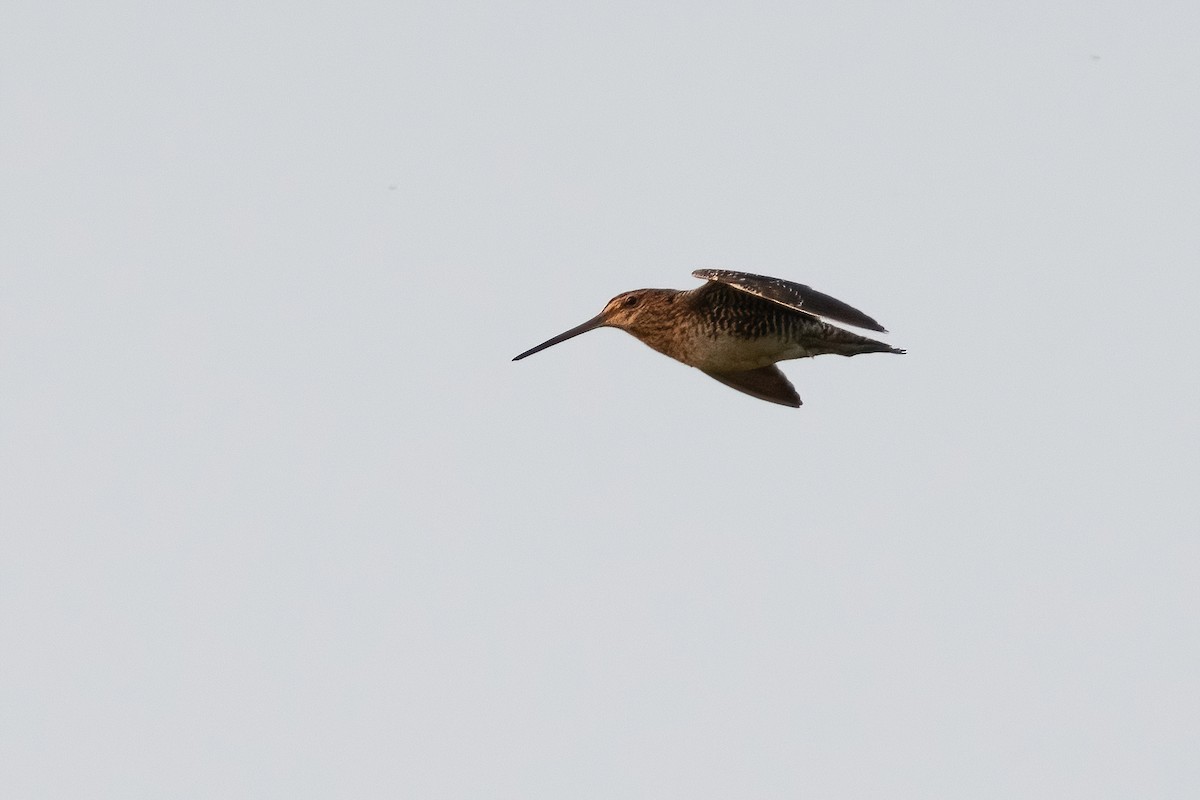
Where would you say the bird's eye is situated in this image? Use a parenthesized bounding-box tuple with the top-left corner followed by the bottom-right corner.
(623, 295, 639, 307)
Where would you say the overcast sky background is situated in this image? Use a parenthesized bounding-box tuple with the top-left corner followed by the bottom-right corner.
(3, 2, 1199, 798)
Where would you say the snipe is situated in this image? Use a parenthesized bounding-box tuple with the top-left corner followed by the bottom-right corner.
(513, 269, 903, 407)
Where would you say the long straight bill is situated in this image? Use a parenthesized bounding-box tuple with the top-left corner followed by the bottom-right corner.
(512, 313, 607, 361)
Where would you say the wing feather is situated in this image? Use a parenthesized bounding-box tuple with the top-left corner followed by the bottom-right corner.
(702, 366, 802, 407)
(692, 269, 889, 333)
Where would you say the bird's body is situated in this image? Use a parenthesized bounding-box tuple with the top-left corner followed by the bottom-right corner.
(513, 270, 903, 407)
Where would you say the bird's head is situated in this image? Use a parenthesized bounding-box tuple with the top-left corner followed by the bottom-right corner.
(512, 289, 680, 361)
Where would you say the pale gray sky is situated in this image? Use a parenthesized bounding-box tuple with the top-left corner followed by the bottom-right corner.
(3, 2, 1199, 797)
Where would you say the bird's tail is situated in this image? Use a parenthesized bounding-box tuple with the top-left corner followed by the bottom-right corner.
(822, 325, 905, 357)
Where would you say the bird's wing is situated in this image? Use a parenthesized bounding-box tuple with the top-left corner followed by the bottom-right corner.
(692, 269, 888, 333)
(702, 366, 802, 407)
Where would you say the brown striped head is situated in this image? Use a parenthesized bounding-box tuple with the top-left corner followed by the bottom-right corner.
(512, 288, 683, 361)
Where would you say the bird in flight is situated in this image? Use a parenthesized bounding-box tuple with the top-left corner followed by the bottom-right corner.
(513, 269, 903, 407)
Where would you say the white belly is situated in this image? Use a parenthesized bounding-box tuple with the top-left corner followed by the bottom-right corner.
(684, 334, 811, 372)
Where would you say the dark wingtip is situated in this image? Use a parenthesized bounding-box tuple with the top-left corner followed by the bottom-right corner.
(852, 318, 888, 334)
